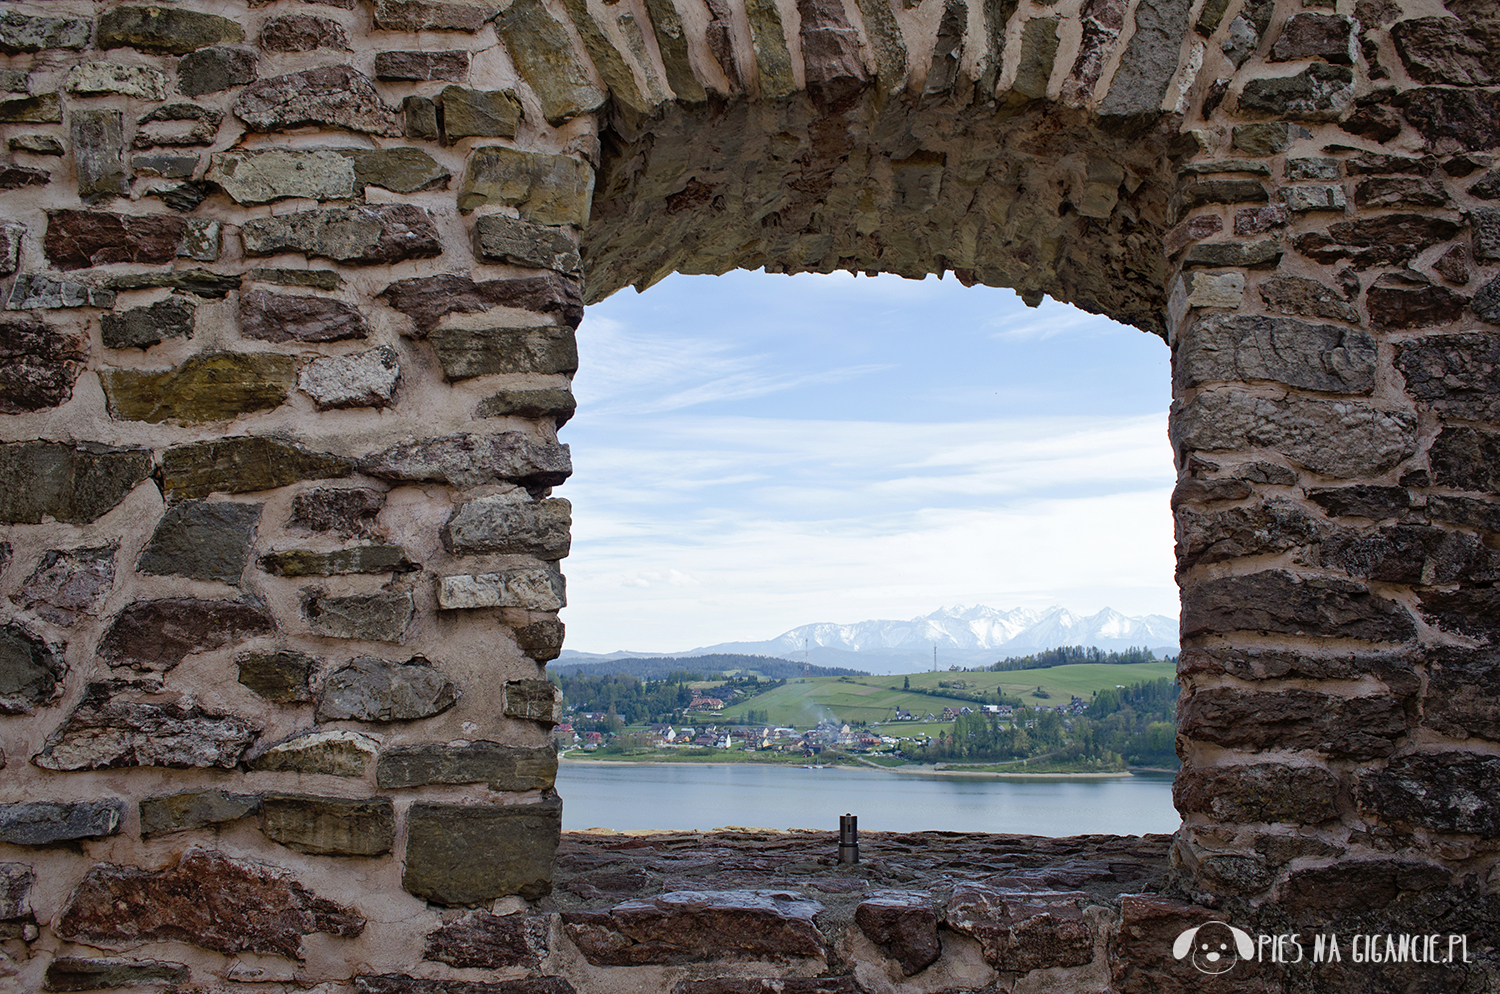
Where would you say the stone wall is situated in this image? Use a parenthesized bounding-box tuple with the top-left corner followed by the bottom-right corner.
(1164, 0, 1500, 940)
(0, 0, 580, 988)
(0, 0, 1496, 988)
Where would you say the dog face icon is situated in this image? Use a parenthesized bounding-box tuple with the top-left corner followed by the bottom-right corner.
(1173, 921, 1255, 975)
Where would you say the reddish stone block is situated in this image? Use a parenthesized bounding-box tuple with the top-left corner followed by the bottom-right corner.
(259, 14, 348, 51)
(1173, 764, 1340, 824)
(1293, 213, 1463, 268)
(1112, 895, 1278, 994)
(19, 545, 116, 628)
(424, 910, 547, 969)
(945, 883, 1094, 973)
(1429, 426, 1500, 495)
(1234, 204, 1288, 236)
(238, 288, 368, 343)
(1396, 332, 1500, 419)
(1180, 570, 1416, 643)
(44, 210, 185, 270)
(55, 849, 364, 957)
(1391, 16, 1500, 86)
(1178, 686, 1408, 759)
(1280, 859, 1450, 917)
(1269, 12, 1354, 64)
(0, 318, 86, 413)
(1400, 87, 1500, 152)
(674, 981, 857, 994)
(234, 64, 399, 135)
(854, 891, 940, 975)
(99, 598, 273, 673)
(1163, 213, 1223, 256)
(797, 0, 870, 108)
(1367, 281, 1469, 330)
(1420, 585, 1500, 642)
(563, 869, 651, 899)
(378, 273, 585, 335)
(1177, 644, 1420, 694)
(1256, 274, 1358, 322)
(561, 890, 826, 965)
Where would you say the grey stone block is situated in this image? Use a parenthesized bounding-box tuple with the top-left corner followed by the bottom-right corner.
(0, 800, 126, 845)
(137, 502, 262, 582)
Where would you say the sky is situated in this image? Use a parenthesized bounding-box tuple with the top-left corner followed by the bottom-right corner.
(557, 269, 1178, 654)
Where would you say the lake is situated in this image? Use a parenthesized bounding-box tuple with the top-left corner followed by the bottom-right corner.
(556, 761, 1180, 836)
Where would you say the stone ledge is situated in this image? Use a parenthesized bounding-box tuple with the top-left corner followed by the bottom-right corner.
(546, 829, 1169, 982)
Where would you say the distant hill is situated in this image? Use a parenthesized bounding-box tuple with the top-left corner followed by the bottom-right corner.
(551, 653, 870, 680)
(558, 604, 1179, 675)
(712, 661, 1180, 728)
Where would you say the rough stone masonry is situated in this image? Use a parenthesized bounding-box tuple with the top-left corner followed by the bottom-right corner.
(0, 0, 1495, 988)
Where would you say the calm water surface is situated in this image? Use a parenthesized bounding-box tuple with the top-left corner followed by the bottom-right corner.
(556, 762, 1179, 835)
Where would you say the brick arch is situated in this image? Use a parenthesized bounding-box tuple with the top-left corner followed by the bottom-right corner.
(0, 0, 1496, 988)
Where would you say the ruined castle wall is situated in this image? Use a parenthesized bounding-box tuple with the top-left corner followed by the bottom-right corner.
(0, 0, 1495, 988)
(1165, 0, 1500, 926)
(0, 0, 586, 987)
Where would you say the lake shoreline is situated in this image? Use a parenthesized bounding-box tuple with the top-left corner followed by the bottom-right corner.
(558, 755, 1142, 779)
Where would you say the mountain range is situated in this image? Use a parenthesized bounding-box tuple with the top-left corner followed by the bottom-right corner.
(558, 605, 1179, 675)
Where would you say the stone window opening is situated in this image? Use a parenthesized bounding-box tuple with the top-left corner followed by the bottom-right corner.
(0, 0, 1495, 988)
(555, 264, 1179, 834)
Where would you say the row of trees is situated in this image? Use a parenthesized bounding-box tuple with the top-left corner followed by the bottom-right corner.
(915, 677, 1178, 769)
(987, 645, 1165, 671)
(555, 672, 785, 727)
(555, 672, 700, 727)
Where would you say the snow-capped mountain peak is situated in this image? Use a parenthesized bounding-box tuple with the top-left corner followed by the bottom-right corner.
(557, 604, 1179, 674)
(754, 605, 1173, 659)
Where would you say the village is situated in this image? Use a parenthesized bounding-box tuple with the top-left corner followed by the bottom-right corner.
(554, 687, 1096, 761)
(547, 658, 1180, 771)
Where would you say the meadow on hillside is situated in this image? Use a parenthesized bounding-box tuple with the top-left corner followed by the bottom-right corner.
(714, 662, 1178, 727)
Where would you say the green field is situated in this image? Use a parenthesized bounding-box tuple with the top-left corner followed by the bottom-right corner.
(716, 661, 1177, 728)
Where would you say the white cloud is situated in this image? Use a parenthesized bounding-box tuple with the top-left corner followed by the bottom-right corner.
(561, 412, 1176, 651)
(556, 270, 1178, 654)
(577, 313, 894, 416)
(571, 414, 1169, 511)
(619, 569, 700, 589)
(563, 489, 1178, 651)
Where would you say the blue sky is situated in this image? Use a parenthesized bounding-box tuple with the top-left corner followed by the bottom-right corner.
(559, 270, 1177, 654)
